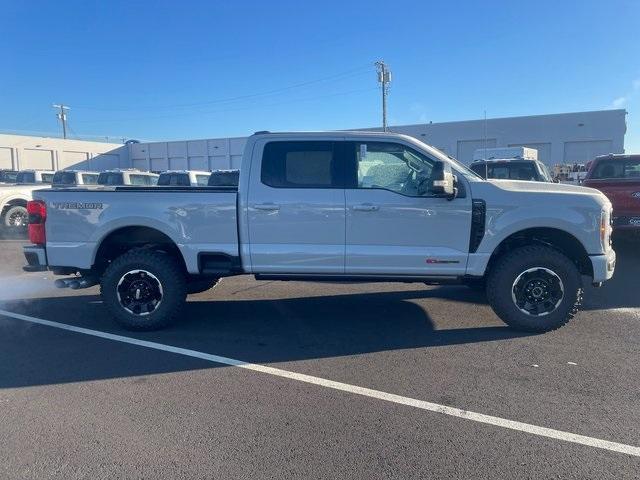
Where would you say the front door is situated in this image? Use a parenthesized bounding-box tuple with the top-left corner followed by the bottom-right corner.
(344, 140, 472, 276)
(247, 139, 346, 273)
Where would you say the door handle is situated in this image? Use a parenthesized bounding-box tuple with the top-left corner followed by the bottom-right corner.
(253, 203, 280, 211)
(352, 203, 379, 212)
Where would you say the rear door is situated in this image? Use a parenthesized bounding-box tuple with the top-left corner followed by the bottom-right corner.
(344, 140, 472, 276)
(247, 138, 346, 273)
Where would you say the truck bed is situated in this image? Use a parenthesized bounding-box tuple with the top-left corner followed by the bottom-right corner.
(35, 186, 240, 274)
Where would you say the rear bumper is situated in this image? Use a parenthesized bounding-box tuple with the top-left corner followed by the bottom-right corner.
(590, 249, 616, 283)
(23, 244, 48, 272)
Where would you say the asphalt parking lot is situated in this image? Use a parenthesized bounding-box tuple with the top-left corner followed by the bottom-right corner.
(0, 234, 638, 479)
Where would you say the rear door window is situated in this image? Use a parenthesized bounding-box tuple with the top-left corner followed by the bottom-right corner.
(261, 141, 342, 188)
(40, 173, 54, 183)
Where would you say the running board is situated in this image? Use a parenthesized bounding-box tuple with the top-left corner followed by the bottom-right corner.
(254, 274, 463, 284)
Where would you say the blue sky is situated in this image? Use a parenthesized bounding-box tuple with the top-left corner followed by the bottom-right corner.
(1, 0, 639, 150)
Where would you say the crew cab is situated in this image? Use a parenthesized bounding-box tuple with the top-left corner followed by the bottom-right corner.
(97, 169, 159, 186)
(23, 131, 615, 333)
(470, 158, 554, 182)
(157, 170, 211, 186)
(52, 170, 99, 187)
(583, 154, 640, 233)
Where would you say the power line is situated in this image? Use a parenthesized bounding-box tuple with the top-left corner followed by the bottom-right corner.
(73, 64, 372, 112)
(77, 87, 378, 124)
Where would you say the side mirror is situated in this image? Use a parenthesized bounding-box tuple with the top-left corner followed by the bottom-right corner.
(431, 162, 457, 200)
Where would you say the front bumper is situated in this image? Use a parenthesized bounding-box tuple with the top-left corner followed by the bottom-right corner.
(590, 248, 616, 283)
(23, 244, 48, 272)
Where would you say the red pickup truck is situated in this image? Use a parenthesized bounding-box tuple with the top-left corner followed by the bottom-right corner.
(583, 154, 640, 233)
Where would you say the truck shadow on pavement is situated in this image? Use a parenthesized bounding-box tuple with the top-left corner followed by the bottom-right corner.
(0, 287, 529, 389)
(0, 240, 636, 389)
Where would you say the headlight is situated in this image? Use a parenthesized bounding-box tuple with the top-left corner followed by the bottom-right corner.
(600, 209, 612, 250)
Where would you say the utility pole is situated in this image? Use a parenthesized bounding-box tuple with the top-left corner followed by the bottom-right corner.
(52, 104, 70, 139)
(375, 61, 391, 131)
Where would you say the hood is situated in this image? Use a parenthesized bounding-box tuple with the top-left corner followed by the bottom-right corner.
(470, 179, 611, 209)
(488, 179, 603, 195)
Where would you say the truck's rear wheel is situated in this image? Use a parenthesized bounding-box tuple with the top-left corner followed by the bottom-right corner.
(101, 248, 186, 331)
(486, 245, 582, 332)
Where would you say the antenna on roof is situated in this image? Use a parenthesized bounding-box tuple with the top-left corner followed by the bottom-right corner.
(484, 110, 488, 179)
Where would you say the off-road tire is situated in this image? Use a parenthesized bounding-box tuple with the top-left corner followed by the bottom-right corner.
(187, 278, 219, 295)
(486, 245, 582, 332)
(101, 248, 187, 331)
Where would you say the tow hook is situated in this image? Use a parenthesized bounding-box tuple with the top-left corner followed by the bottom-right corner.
(54, 276, 98, 290)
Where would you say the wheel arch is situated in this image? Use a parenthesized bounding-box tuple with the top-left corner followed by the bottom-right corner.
(486, 227, 593, 278)
(92, 225, 187, 275)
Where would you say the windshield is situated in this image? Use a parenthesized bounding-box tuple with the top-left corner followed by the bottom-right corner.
(427, 145, 483, 180)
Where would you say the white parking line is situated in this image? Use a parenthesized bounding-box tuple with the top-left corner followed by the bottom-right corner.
(1, 308, 639, 458)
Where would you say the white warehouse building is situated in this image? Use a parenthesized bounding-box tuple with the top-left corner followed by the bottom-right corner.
(0, 109, 627, 172)
(128, 109, 626, 171)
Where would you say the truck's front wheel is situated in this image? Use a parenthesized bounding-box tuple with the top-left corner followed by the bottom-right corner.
(101, 248, 187, 331)
(486, 245, 582, 332)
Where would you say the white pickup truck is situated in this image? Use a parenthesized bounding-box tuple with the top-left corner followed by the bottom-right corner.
(1, 170, 55, 228)
(24, 131, 616, 332)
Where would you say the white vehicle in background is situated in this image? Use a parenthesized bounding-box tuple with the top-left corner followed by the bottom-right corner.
(97, 169, 159, 186)
(15, 170, 55, 184)
(157, 170, 211, 186)
(1, 169, 54, 228)
(52, 170, 100, 187)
